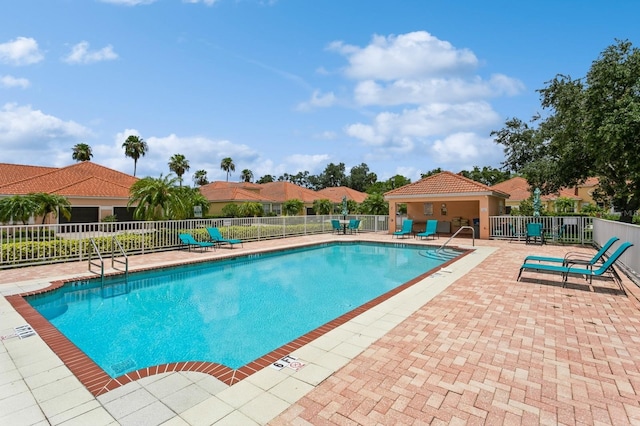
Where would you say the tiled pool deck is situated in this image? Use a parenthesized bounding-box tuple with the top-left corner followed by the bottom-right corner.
(1, 233, 640, 425)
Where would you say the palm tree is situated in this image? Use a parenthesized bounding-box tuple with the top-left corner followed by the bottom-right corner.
(127, 174, 183, 220)
(0, 195, 39, 224)
(168, 154, 190, 187)
(313, 199, 333, 215)
(220, 157, 235, 182)
(240, 169, 253, 183)
(360, 193, 388, 215)
(71, 143, 93, 162)
(282, 199, 304, 216)
(193, 169, 208, 186)
(30, 193, 72, 224)
(122, 135, 149, 177)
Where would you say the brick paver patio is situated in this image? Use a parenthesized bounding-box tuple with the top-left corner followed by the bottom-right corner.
(2, 236, 639, 424)
(272, 240, 640, 425)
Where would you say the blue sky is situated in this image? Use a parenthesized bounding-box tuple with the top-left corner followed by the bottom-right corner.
(1, 0, 639, 184)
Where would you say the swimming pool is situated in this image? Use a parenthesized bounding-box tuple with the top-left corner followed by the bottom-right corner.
(26, 242, 462, 379)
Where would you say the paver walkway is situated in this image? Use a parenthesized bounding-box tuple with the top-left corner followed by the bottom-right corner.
(272, 240, 640, 425)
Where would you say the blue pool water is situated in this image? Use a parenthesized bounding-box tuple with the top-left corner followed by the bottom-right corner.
(27, 242, 460, 377)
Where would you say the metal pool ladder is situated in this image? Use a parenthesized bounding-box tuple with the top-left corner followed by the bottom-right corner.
(438, 226, 475, 253)
(88, 236, 129, 285)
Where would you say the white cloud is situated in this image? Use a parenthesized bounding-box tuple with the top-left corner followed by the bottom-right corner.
(1, 75, 30, 89)
(430, 132, 503, 169)
(63, 42, 118, 64)
(0, 103, 92, 148)
(354, 74, 524, 106)
(329, 31, 478, 81)
(282, 154, 330, 173)
(346, 102, 501, 146)
(296, 90, 337, 111)
(0, 37, 44, 66)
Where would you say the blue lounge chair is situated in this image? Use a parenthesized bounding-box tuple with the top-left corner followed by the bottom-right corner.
(206, 227, 243, 248)
(179, 233, 216, 252)
(416, 220, 438, 240)
(347, 219, 361, 234)
(393, 219, 413, 238)
(523, 237, 620, 269)
(331, 219, 342, 234)
(518, 241, 633, 285)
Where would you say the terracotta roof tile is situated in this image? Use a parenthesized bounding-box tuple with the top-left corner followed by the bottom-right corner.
(259, 181, 324, 203)
(200, 186, 277, 202)
(0, 163, 58, 187)
(316, 186, 368, 203)
(0, 162, 137, 198)
(384, 171, 509, 198)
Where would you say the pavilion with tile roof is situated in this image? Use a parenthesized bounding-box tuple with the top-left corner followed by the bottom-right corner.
(384, 171, 509, 239)
(0, 162, 138, 224)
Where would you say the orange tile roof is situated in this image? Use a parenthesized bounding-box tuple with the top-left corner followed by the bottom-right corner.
(0, 163, 58, 186)
(204, 181, 263, 191)
(199, 186, 277, 203)
(493, 176, 589, 201)
(384, 171, 509, 198)
(316, 186, 368, 203)
(259, 181, 325, 203)
(0, 162, 137, 198)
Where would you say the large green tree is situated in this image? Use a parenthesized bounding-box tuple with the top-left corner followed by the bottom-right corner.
(318, 163, 347, 189)
(168, 154, 190, 187)
(493, 40, 640, 222)
(220, 157, 235, 182)
(122, 135, 149, 177)
(72, 143, 93, 162)
(348, 163, 377, 192)
(459, 166, 511, 186)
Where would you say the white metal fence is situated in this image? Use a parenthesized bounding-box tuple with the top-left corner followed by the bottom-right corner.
(592, 218, 640, 285)
(0, 215, 389, 269)
(489, 216, 594, 245)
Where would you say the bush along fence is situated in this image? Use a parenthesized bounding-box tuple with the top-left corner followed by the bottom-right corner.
(0, 215, 389, 269)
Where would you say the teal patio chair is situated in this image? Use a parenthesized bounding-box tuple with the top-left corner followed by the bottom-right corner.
(331, 219, 342, 234)
(525, 223, 544, 245)
(347, 219, 361, 234)
(523, 236, 620, 270)
(517, 241, 633, 285)
(179, 233, 216, 252)
(393, 219, 413, 238)
(206, 227, 243, 249)
(416, 220, 438, 240)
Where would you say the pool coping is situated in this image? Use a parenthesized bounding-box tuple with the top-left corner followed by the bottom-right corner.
(6, 240, 471, 397)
